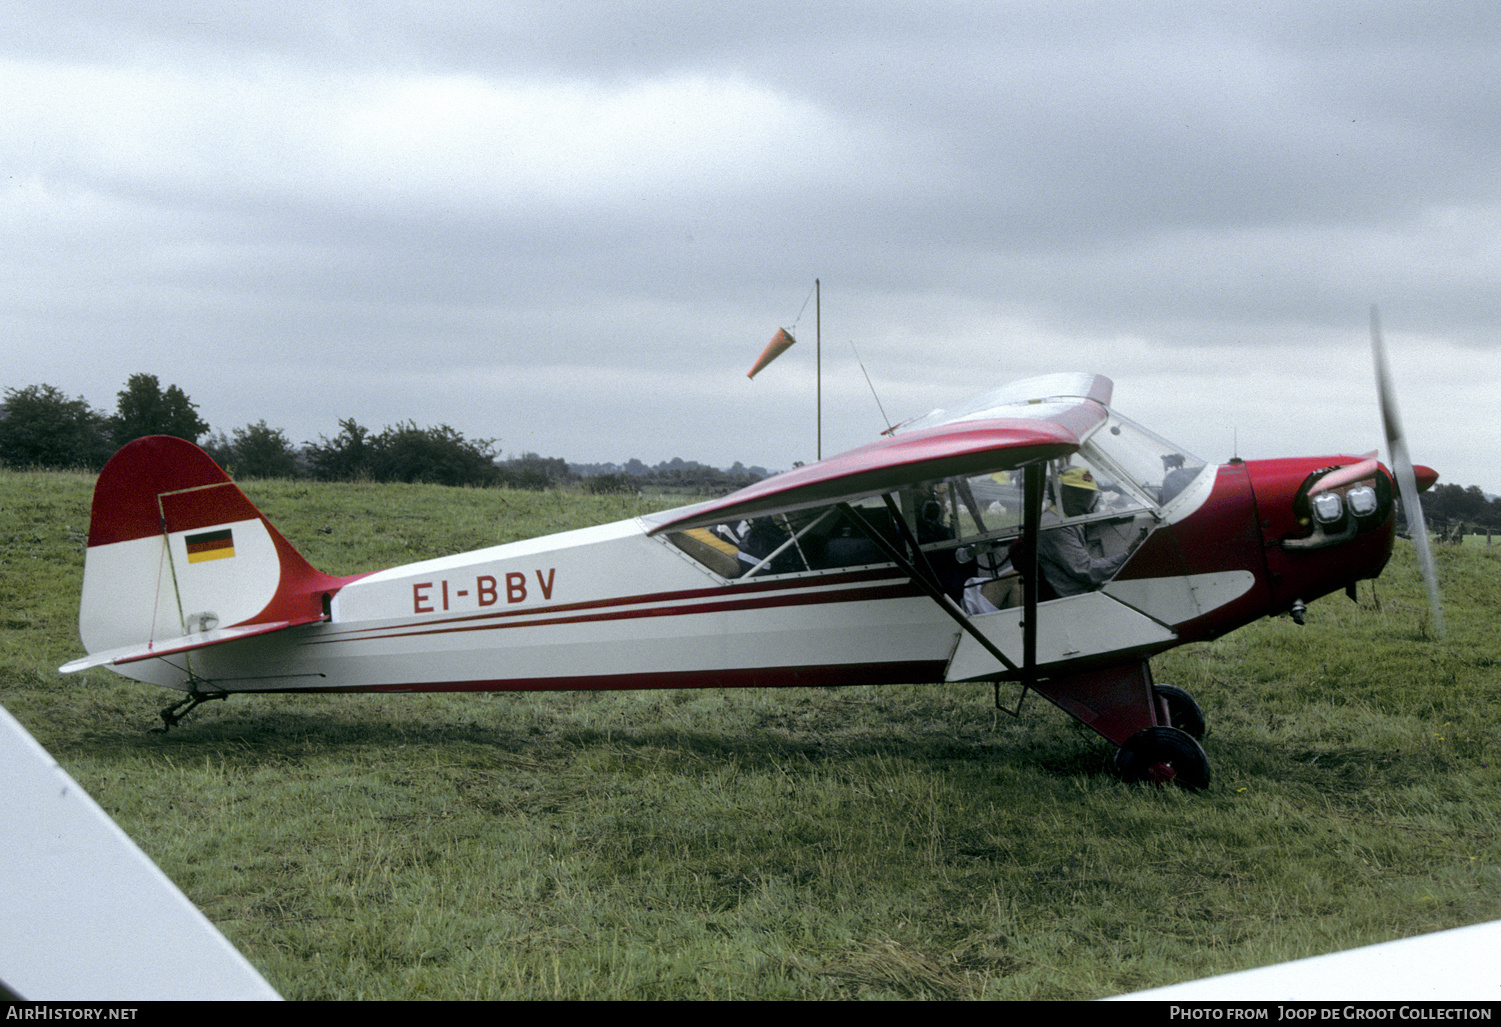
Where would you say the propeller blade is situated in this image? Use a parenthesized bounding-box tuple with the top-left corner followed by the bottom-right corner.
(1307, 454, 1380, 496)
(1371, 306, 1444, 639)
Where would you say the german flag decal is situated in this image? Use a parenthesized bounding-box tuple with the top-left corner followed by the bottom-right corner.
(185, 528, 235, 563)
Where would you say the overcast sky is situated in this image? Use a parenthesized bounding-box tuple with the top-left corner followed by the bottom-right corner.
(4, 2, 1498, 491)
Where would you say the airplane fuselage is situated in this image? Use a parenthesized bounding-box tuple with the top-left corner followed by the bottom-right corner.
(106, 454, 1393, 702)
(65, 376, 1412, 784)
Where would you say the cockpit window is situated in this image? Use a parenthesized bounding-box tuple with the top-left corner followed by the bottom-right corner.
(1085, 413, 1207, 508)
(668, 495, 928, 579)
(665, 409, 1209, 582)
(931, 472, 1023, 542)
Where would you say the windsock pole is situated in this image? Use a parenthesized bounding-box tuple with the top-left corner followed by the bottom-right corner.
(746, 277, 822, 460)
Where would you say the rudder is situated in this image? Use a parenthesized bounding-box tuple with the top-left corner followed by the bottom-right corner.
(76, 436, 354, 672)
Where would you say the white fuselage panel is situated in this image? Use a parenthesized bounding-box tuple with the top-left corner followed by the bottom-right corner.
(179, 519, 960, 692)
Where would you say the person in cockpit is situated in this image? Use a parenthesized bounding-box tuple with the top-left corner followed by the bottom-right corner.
(1036, 466, 1135, 597)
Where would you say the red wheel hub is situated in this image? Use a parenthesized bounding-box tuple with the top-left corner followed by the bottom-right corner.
(1146, 762, 1177, 785)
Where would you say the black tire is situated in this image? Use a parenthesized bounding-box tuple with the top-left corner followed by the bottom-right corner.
(1114, 726, 1211, 791)
(1154, 684, 1205, 741)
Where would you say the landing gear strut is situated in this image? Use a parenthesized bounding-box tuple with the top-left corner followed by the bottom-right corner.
(1153, 683, 1205, 740)
(1027, 663, 1213, 790)
(151, 685, 228, 732)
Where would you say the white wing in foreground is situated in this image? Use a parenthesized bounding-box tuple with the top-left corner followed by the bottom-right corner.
(1110, 920, 1501, 1001)
(0, 704, 281, 1000)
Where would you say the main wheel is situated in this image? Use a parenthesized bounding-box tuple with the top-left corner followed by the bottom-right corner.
(1114, 726, 1211, 790)
(1153, 684, 1205, 740)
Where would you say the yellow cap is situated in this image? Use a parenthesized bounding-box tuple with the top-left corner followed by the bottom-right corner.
(1059, 467, 1098, 491)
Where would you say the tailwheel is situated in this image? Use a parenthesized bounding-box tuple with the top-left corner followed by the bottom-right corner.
(1114, 726, 1211, 791)
(150, 686, 228, 732)
(1153, 684, 1205, 741)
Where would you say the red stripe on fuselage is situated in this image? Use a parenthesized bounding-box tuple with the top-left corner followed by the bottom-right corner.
(308, 660, 949, 694)
(307, 568, 924, 647)
(313, 582, 922, 647)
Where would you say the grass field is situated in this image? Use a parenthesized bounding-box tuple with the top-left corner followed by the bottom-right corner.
(3, 468, 1499, 999)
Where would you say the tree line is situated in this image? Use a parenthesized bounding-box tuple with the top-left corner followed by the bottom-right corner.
(1423, 482, 1501, 535)
(9, 375, 1495, 517)
(0, 376, 765, 493)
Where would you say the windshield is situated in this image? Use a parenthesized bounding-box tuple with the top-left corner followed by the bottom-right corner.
(1083, 412, 1207, 508)
(662, 406, 1209, 580)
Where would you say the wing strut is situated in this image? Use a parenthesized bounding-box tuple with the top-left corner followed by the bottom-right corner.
(1020, 461, 1044, 687)
(835, 500, 1020, 676)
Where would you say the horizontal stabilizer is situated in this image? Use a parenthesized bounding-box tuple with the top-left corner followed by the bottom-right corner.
(60, 614, 323, 674)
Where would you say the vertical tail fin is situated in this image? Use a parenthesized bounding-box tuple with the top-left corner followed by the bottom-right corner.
(73, 436, 356, 668)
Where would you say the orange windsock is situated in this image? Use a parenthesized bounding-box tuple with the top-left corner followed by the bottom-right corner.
(747, 327, 796, 379)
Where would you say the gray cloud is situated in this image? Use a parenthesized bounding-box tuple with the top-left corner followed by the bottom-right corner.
(2, 1, 1496, 492)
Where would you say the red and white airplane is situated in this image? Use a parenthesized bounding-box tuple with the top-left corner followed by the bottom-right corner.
(61, 365, 1438, 789)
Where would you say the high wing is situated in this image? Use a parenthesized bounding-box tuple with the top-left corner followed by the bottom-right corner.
(645, 374, 1112, 535)
(892, 372, 1113, 434)
(0, 703, 281, 1000)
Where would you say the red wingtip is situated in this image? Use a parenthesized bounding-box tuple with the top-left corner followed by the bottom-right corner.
(1413, 465, 1439, 493)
